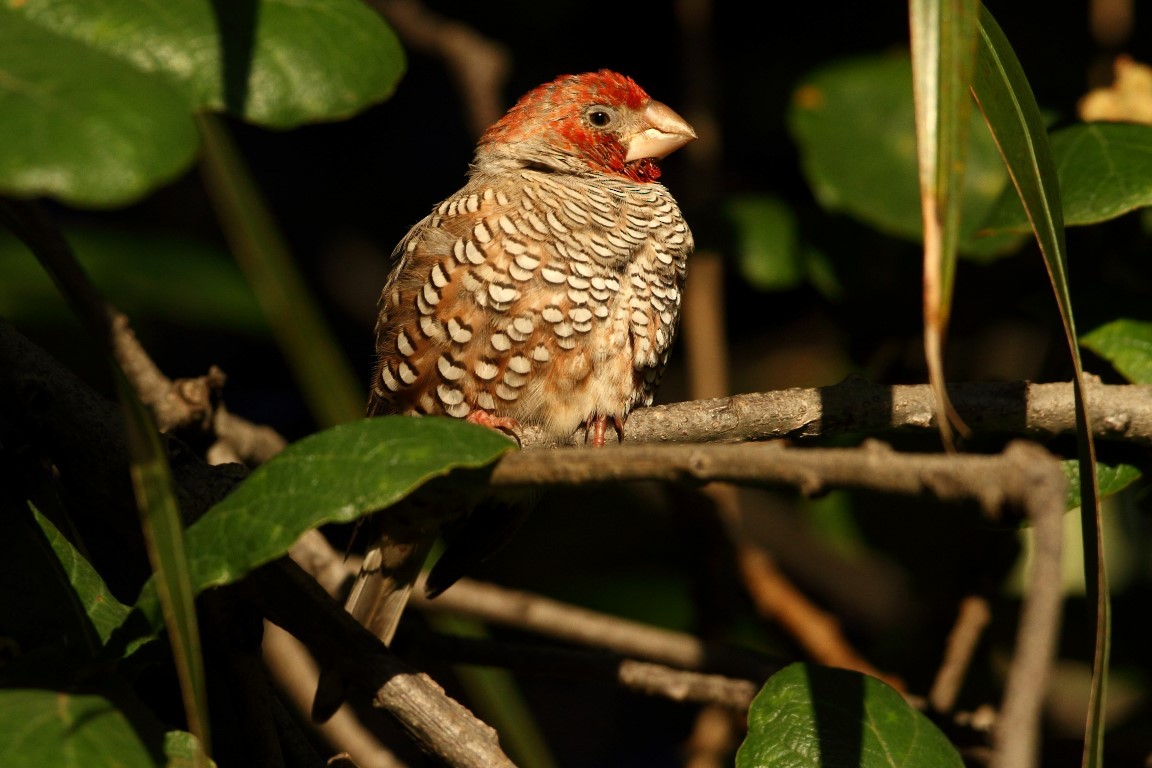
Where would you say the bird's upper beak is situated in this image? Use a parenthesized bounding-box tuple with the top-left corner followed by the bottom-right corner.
(624, 100, 697, 163)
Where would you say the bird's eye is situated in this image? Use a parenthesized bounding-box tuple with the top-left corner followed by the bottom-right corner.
(585, 107, 614, 128)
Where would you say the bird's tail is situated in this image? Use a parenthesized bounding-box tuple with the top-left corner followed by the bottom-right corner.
(345, 527, 437, 645)
(311, 509, 436, 723)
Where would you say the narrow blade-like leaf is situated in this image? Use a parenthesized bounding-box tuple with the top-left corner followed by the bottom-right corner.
(972, 8, 1107, 767)
(910, 0, 980, 446)
(196, 114, 363, 427)
(118, 368, 210, 757)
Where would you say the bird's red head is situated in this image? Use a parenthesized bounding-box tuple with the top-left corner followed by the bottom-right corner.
(478, 70, 696, 183)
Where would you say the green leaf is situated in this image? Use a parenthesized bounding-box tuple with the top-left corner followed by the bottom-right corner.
(1062, 460, 1142, 511)
(910, 0, 981, 447)
(736, 663, 964, 768)
(0, 10, 199, 208)
(130, 417, 516, 632)
(1081, 319, 1152, 384)
(788, 52, 1022, 259)
(6, 0, 404, 128)
(0, 690, 159, 768)
(973, 8, 1107, 766)
(29, 505, 131, 647)
(726, 195, 804, 291)
(164, 731, 216, 768)
(984, 123, 1152, 232)
(1, 0, 404, 207)
(0, 230, 267, 333)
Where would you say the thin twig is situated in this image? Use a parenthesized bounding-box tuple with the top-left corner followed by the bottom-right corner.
(410, 575, 776, 681)
(110, 311, 286, 465)
(735, 542, 904, 691)
(990, 459, 1065, 768)
(930, 595, 993, 714)
(426, 634, 758, 710)
(683, 705, 739, 768)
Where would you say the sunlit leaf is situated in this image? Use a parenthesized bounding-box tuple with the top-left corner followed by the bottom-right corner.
(1062, 461, 1141, 512)
(129, 417, 516, 634)
(1081, 319, 1152, 384)
(0, 0, 404, 207)
(983, 123, 1152, 232)
(0, 11, 197, 208)
(736, 663, 964, 768)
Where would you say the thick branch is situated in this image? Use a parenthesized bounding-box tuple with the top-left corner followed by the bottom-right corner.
(518, 378, 1152, 448)
(490, 439, 1058, 519)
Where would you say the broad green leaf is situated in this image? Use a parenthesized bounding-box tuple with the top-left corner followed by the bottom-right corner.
(197, 114, 363, 426)
(130, 417, 516, 631)
(0, 690, 158, 768)
(984, 123, 1152, 232)
(0, 11, 198, 208)
(736, 663, 964, 768)
(1, 0, 404, 207)
(6, 0, 404, 128)
(726, 195, 804, 291)
(788, 52, 1022, 259)
(973, 8, 1107, 766)
(0, 230, 267, 333)
(910, 0, 980, 447)
(29, 505, 131, 647)
(1082, 319, 1152, 384)
(118, 369, 210, 751)
(1062, 461, 1141, 512)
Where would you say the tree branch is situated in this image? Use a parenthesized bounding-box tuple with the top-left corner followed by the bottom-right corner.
(425, 634, 759, 710)
(251, 559, 515, 768)
(0, 315, 1075, 767)
(409, 575, 776, 682)
(518, 377, 1152, 448)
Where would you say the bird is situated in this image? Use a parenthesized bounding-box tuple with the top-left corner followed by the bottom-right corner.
(346, 69, 696, 648)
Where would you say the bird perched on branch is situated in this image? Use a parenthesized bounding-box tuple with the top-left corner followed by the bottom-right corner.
(346, 69, 696, 647)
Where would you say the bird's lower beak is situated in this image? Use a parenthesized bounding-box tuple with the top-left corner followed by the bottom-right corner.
(624, 100, 697, 163)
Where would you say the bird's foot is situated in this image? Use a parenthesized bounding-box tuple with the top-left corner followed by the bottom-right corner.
(586, 414, 626, 448)
(467, 409, 523, 445)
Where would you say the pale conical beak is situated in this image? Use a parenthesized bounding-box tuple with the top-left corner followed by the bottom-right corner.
(624, 100, 697, 162)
